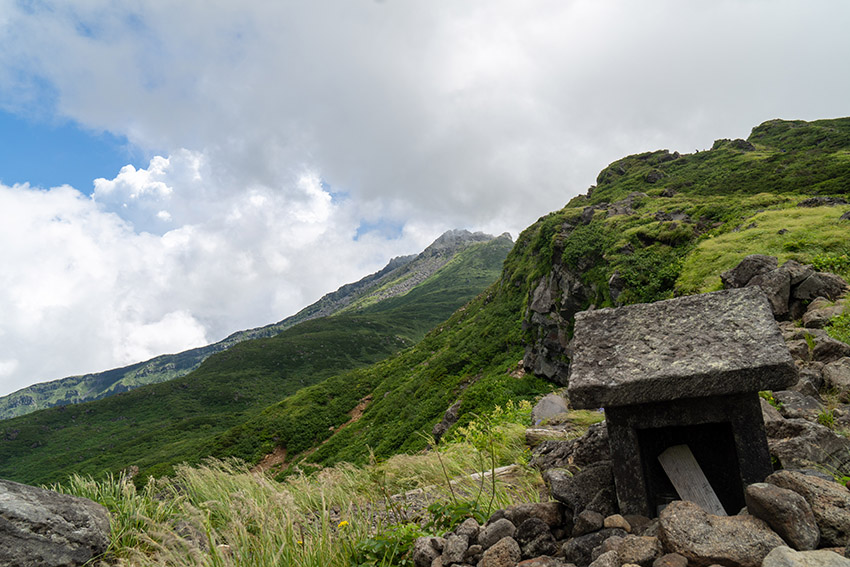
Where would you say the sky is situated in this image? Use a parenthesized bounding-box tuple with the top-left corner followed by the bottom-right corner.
(1, 1, 849, 397)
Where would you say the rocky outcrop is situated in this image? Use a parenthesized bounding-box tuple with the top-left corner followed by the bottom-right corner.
(0, 479, 111, 567)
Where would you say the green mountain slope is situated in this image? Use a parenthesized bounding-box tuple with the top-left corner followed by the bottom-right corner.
(0, 231, 494, 420)
(2, 117, 849, 487)
(0, 233, 512, 484)
(201, 117, 850, 476)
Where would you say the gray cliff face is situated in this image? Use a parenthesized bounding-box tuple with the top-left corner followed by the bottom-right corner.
(521, 222, 592, 385)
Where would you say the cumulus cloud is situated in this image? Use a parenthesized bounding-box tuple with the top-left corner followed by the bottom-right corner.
(0, 0, 849, 394)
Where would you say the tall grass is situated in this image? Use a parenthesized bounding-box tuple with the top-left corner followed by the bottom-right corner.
(54, 402, 542, 567)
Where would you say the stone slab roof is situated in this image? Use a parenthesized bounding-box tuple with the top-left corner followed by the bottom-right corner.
(567, 287, 797, 409)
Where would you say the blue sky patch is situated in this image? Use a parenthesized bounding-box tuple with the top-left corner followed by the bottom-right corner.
(354, 218, 405, 241)
(0, 110, 144, 193)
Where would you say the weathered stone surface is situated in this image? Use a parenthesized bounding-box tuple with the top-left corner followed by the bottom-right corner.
(548, 461, 614, 522)
(766, 419, 850, 474)
(517, 517, 558, 559)
(813, 337, 850, 364)
(589, 550, 620, 567)
(761, 396, 786, 423)
(532, 393, 570, 425)
(803, 299, 846, 329)
(748, 268, 791, 317)
(0, 479, 111, 567)
(783, 260, 816, 286)
(745, 482, 820, 550)
(721, 255, 778, 288)
(604, 514, 631, 532)
(479, 537, 521, 567)
(763, 546, 850, 567)
(773, 390, 825, 421)
(618, 535, 663, 567)
(479, 518, 517, 550)
(455, 517, 480, 543)
(573, 510, 604, 536)
(568, 288, 796, 409)
(414, 536, 445, 567)
(797, 197, 849, 208)
(592, 535, 625, 561)
(586, 485, 618, 519)
(432, 400, 461, 443)
(659, 500, 784, 567)
(517, 557, 572, 567)
(531, 422, 610, 473)
(563, 529, 627, 567)
(517, 557, 573, 567)
(652, 553, 688, 567)
(465, 543, 484, 564)
(823, 358, 850, 392)
(441, 534, 469, 564)
(794, 273, 849, 302)
(623, 515, 652, 536)
(503, 502, 565, 530)
(767, 470, 850, 547)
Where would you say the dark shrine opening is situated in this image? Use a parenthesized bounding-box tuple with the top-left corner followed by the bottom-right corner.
(637, 422, 744, 516)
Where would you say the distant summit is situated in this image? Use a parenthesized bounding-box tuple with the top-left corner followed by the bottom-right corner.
(0, 229, 509, 420)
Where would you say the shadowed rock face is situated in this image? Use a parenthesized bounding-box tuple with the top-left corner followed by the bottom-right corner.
(0, 479, 110, 567)
(567, 287, 797, 409)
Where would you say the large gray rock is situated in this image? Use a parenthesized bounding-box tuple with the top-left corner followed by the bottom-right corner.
(803, 298, 846, 329)
(745, 482, 820, 550)
(0, 479, 111, 567)
(617, 534, 663, 567)
(547, 461, 614, 522)
(763, 546, 850, 567)
(766, 418, 850, 474)
(531, 422, 610, 473)
(413, 536, 445, 567)
(568, 288, 796, 409)
(772, 390, 825, 421)
(659, 500, 784, 567)
(479, 536, 521, 567)
(502, 501, 565, 530)
(441, 533, 469, 564)
(532, 393, 570, 425)
(479, 518, 517, 550)
(823, 358, 850, 392)
(793, 273, 849, 302)
(767, 470, 850, 547)
(562, 528, 628, 567)
(747, 268, 791, 317)
(721, 255, 778, 289)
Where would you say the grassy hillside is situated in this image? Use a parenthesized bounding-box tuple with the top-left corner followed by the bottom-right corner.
(0, 235, 512, 484)
(201, 118, 850, 478)
(3, 117, 849, 488)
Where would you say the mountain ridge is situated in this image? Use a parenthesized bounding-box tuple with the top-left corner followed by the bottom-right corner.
(0, 229, 499, 420)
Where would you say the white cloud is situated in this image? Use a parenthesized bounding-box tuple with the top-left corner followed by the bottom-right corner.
(0, 0, 849, 394)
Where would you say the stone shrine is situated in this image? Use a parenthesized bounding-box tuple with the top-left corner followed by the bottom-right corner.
(567, 287, 798, 517)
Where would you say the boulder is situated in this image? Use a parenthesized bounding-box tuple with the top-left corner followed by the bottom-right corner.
(573, 510, 604, 537)
(479, 518, 517, 550)
(803, 299, 846, 329)
(531, 422, 610, 473)
(766, 419, 850, 478)
(772, 390, 825, 421)
(823, 358, 850, 392)
(744, 482, 820, 550)
(589, 550, 621, 567)
(652, 553, 688, 567)
(721, 255, 778, 289)
(563, 528, 627, 567)
(455, 517, 480, 543)
(532, 393, 570, 425)
(432, 400, 461, 443)
(767, 470, 850, 547)
(763, 545, 850, 567)
(603, 514, 631, 532)
(793, 273, 849, 302)
(502, 502, 565, 530)
(441, 533, 468, 564)
(413, 536, 445, 567)
(516, 517, 558, 559)
(479, 536, 521, 567)
(747, 268, 791, 317)
(783, 260, 816, 286)
(548, 461, 615, 523)
(0, 479, 111, 567)
(659, 500, 784, 567)
(617, 535, 663, 567)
